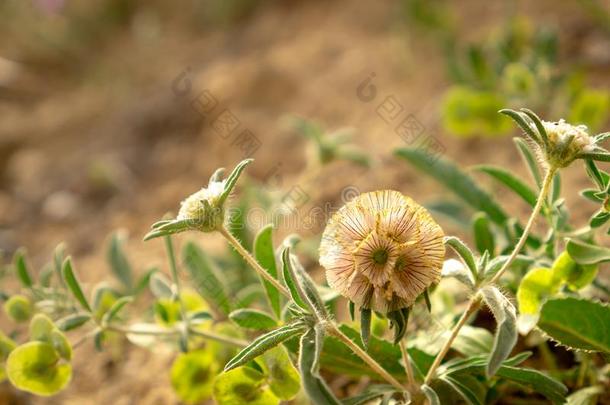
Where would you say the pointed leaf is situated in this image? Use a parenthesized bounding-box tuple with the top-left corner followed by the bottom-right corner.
(298, 327, 341, 405)
(360, 308, 372, 350)
(107, 232, 133, 290)
(514, 138, 542, 187)
(422, 384, 441, 405)
(224, 322, 306, 371)
(13, 249, 32, 289)
(474, 165, 537, 206)
(444, 237, 478, 283)
(218, 159, 254, 205)
(229, 309, 277, 330)
(254, 225, 281, 318)
(566, 238, 610, 265)
(472, 213, 495, 256)
(62, 258, 91, 312)
(395, 148, 508, 224)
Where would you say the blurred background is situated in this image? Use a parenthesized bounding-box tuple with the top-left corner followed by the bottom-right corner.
(0, 0, 609, 403)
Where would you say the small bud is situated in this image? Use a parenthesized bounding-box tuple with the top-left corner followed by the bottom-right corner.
(542, 119, 595, 168)
(144, 159, 252, 241)
(4, 295, 32, 323)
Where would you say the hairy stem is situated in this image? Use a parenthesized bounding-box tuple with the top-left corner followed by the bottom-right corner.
(218, 225, 291, 298)
(399, 339, 416, 388)
(327, 323, 405, 392)
(425, 167, 556, 384)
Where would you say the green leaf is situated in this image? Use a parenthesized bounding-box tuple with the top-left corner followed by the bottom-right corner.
(495, 366, 567, 404)
(218, 159, 254, 206)
(262, 346, 300, 400)
(480, 286, 517, 377)
(224, 322, 306, 371)
(360, 308, 372, 350)
(298, 327, 341, 405)
(101, 296, 133, 324)
(61, 258, 91, 312)
(107, 231, 133, 290)
(439, 373, 486, 405)
(214, 366, 279, 405)
(444, 237, 478, 283)
(229, 309, 277, 330)
(474, 165, 537, 206)
(13, 249, 33, 289)
(254, 225, 281, 318)
(514, 137, 542, 187)
(472, 213, 495, 255)
(566, 238, 610, 265)
(171, 349, 218, 404)
(282, 248, 327, 317)
(453, 326, 493, 357)
(183, 242, 231, 314)
(538, 297, 610, 352)
(395, 148, 508, 224)
(56, 313, 91, 332)
(517, 267, 559, 334)
(422, 384, 441, 405)
(499, 109, 541, 145)
(149, 272, 173, 299)
(6, 342, 72, 396)
(343, 385, 396, 405)
(442, 259, 475, 289)
(29, 314, 56, 342)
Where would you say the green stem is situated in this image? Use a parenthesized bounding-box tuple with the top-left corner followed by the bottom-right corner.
(424, 167, 557, 384)
(400, 339, 416, 389)
(218, 225, 291, 298)
(326, 323, 406, 392)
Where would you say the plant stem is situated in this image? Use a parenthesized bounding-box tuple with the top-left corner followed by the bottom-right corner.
(488, 167, 556, 285)
(104, 324, 247, 347)
(424, 167, 557, 384)
(218, 225, 291, 298)
(399, 339, 416, 388)
(326, 323, 405, 392)
(424, 297, 480, 384)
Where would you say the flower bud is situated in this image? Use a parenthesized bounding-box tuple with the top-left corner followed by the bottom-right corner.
(542, 119, 595, 168)
(4, 295, 32, 323)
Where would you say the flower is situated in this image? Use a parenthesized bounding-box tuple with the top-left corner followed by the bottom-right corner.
(319, 190, 445, 314)
(541, 119, 595, 168)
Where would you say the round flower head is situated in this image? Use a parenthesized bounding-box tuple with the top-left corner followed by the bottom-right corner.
(541, 119, 595, 168)
(319, 190, 445, 314)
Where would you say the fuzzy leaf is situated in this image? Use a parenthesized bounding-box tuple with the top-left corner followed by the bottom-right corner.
(254, 225, 281, 318)
(229, 309, 277, 330)
(538, 297, 610, 352)
(481, 286, 517, 377)
(218, 159, 253, 206)
(224, 322, 306, 371)
(444, 237, 478, 283)
(298, 327, 341, 405)
(514, 137, 541, 187)
(440, 373, 486, 405)
(282, 248, 327, 317)
(101, 296, 133, 324)
(360, 308, 372, 350)
(395, 148, 508, 224)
